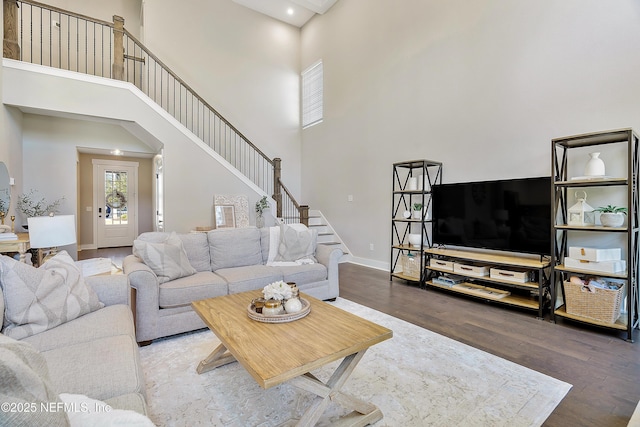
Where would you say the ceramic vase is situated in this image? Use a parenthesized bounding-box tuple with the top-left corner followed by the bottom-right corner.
(584, 152, 605, 177)
(408, 233, 422, 247)
(600, 212, 624, 227)
(407, 177, 418, 191)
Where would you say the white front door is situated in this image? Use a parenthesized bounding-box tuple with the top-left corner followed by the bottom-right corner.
(93, 159, 138, 248)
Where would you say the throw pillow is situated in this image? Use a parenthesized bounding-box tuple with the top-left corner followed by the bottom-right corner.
(0, 251, 104, 340)
(133, 232, 196, 283)
(275, 223, 317, 262)
(0, 334, 69, 426)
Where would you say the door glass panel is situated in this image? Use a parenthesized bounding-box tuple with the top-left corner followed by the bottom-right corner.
(104, 170, 128, 226)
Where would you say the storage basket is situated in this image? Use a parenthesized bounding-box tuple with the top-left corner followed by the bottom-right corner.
(564, 281, 625, 324)
(401, 253, 421, 279)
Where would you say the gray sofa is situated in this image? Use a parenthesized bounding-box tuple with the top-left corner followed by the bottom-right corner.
(124, 226, 342, 343)
(0, 271, 148, 425)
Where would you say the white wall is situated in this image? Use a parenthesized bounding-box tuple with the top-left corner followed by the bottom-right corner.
(301, 0, 640, 267)
(4, 62, 269, 236)
(142, 0, 303, 197)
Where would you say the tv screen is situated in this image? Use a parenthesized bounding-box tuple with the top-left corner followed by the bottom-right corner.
(432, 177, 551, 256)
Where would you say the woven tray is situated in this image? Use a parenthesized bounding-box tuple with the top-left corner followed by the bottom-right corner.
(564, 281, 625, 324)
(247, 298, 311, 323)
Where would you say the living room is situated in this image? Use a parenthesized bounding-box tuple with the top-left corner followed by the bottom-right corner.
(1, 0, 640, 426)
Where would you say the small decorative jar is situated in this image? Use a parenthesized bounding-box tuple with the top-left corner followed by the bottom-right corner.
(284, 285, 302, 313)
(262, 299, 284, 316)
(252, 297, 266, 314)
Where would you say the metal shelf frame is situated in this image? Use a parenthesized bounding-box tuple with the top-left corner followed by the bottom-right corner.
(551, 128, 640, 341)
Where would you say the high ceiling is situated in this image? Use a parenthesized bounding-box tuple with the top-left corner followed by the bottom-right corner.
(232, 0, 338, 27)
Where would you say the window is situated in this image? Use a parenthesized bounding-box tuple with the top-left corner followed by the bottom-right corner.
(302, 60, 323, 128)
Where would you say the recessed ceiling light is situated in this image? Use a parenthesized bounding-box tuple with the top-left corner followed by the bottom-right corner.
(287, 7, 294, 15)
(111, 149, 123, 156)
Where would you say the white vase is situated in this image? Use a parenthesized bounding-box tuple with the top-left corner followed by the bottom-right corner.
(600, 212, 624, 227)
(584, 152, 605, 177)
(408, 233, 422, 247)
(407, 177, 418, 191)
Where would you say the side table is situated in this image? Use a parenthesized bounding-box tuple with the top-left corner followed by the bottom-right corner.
(0, 232, 30, 263)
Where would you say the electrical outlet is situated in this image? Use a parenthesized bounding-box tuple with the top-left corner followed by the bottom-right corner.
(369, 243, 374, 251)
(348, 195, 354, 202)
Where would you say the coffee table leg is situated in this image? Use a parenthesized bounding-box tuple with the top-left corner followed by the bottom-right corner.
(288, 349, 383, 427)
(196, 342, 236, 374)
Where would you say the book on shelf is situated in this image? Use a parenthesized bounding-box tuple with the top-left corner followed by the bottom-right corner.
(432, 274, 466, 287)
(0, 233, 18, 240)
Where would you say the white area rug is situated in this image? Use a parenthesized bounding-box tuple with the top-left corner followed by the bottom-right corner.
(139, 298, 571, 426)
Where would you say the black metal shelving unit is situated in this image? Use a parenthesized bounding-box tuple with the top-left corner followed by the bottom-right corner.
(390, 159, 442, 286)
(551, 128, 640, 341)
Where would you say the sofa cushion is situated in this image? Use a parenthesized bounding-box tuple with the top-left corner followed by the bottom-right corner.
(42, 334, 145, 401)
(277, 263, 328, 285)
(176, 232, 212, 272)
(0, 251, 104, 340)
(136, 232, 211, 272)
(22, 305, 134, 353)
(275, 223, 317, 262)
(60, 393, 154, 426)
(0, 334, 69, 427)
(208, 228, 263, 271)
(159, 271, 228, 308)
(104, 393, 148, 415)
(215, 265, 283, 294)
(260, 227, 272, 264)
(133, 232, 197, 284)
(0, 286, 4, 330)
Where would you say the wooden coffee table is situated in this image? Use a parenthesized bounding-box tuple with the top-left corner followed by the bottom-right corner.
(192, 290, 393, 427)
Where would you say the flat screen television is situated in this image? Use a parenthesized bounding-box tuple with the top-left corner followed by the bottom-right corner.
(432, 177, 551, 256)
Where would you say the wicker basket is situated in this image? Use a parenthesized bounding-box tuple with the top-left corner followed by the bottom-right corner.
(564, 281, 625, 324)
(401, 253, 421, 279)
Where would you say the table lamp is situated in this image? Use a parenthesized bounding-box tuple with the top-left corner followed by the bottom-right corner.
(28, 214, 76, 262)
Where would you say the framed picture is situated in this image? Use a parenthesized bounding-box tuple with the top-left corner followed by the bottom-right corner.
(215, 205, 236, 228)
(213, 195, 250, 228)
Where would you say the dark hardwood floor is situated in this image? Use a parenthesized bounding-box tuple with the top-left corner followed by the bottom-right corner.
(339, 262, 640, 427)
(81, 247, 639, 426)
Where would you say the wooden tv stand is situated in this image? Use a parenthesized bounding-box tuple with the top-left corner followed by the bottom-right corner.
(424, 247, 551, 319)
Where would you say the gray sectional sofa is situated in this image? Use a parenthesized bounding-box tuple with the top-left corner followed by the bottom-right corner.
(124, 225, 342, 343)
(0, 259, 149, 425)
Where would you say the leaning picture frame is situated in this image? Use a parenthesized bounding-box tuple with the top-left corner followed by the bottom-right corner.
(215, 205, 236, 228)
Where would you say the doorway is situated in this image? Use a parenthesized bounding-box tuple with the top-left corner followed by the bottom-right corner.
(93, 159, 138, 248)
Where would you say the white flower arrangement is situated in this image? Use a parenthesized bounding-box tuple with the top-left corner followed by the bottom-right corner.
(262, 280, 292, 301)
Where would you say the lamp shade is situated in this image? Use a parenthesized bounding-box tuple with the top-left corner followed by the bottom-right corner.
(28, 215, 76, 248)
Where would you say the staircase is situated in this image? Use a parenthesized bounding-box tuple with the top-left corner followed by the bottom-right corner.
(3, 0, 351, 260)
(2, 0, 311, 224)
(308, 210, 351, 262)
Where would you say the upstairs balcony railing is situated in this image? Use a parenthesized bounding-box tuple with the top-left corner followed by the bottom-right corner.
(2, 0, 308, 225)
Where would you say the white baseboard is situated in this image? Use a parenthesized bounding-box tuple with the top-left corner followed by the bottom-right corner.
(347, 256, 389, 272)
(79, 244, 98, 251)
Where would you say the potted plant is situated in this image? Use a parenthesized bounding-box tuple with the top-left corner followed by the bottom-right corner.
(594, 205, 627, 227)
(413, 203, 422, 219)
(255, 196, 269, 228)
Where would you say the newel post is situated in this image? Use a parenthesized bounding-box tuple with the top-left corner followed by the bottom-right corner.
(112, 15, 125, 80)
(3, 0, 20, 60)
(299, 205, 309, 227)
(273, 158, 282, 218)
